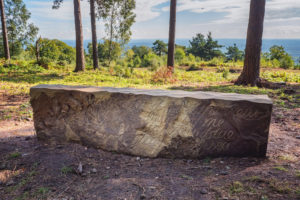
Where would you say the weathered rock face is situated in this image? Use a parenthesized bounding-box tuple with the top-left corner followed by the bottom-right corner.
(30, 85, 273, 158)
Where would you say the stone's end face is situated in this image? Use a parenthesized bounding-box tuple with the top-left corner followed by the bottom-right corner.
(30, 84, 273, 159)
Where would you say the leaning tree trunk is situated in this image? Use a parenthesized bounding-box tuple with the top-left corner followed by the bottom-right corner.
(73, 0, 85, 72)
(90, 0, 99, 70)
(236, 0, 266, 86)
(167, 0, 177, 73)
(0, 0, 10, 60)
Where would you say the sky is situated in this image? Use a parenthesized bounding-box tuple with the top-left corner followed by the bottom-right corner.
(24, 0, 300, 40)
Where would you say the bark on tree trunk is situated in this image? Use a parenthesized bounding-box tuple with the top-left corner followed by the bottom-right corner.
(35, 37, 41, 63)
(73, 0, 85, 72)
(90, 0, 99, 70)
(0, 0, 10, 60)
(108, 3, 115, 66)
(167, 0, 177, 73)
(236, 0, 266, 86)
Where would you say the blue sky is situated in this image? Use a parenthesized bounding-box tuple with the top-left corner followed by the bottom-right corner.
(24, 0, 300, 40)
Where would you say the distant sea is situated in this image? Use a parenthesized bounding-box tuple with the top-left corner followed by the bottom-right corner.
(63, 39, 300, 60)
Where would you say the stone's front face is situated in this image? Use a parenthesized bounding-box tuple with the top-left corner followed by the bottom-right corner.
(30, 85, 273, 158)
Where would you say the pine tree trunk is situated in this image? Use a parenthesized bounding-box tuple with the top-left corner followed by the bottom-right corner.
(167, 0, 177, 73)
(236, 0, 266, 86)
(108, 3, 115, 66)
(90, 0, 99, 70)
(73, 0, 85, 72)
(35, 37, 41, 63)
(0, 0, 10, 60)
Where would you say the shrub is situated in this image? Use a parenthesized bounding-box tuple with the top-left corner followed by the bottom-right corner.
(113, 65, 131, 78)
(175, 48, 186, 64)
(222, 69, 230, 79)
(141, 52, 163, 71)
(30, 39, 76, 65)
(271, 59, 280, 68)
(133, 56, 141, 68)
(37, 57, 52, 69)
(208, 57, 224, 67)
(151, 67, 177, 84)
(279, 55, 294, 69)
(186, 64, 203, 71)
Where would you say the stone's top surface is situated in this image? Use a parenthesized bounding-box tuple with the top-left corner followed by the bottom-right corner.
(31, 84, 273, 104)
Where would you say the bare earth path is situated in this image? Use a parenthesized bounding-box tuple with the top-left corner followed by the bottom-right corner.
(0, 92, 299, 200)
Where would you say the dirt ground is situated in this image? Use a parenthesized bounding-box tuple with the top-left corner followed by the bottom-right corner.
(0, 91, 300, 200)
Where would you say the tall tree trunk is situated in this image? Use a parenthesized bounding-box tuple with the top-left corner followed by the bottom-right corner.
(90, 0, 99, 70)
(236, 0, 266, 86)
(73, 0, 85, 72)
(35, 37, 41, 63)
(167, 0, 177, 73)
(0, 0, 10, 60)
(108, 3, 115, 66)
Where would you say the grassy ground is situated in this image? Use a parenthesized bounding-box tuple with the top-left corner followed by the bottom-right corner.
(0, 61, 300, 200)
(1, 61, 299, 121)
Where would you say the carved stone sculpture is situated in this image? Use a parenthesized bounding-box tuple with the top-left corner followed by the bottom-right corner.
(30, 85, 273, 158)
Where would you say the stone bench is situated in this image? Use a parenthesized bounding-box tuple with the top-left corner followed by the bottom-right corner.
(30, 85, 273, 158)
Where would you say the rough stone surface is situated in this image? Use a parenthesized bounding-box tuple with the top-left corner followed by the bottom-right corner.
(30, 85, 273, 158)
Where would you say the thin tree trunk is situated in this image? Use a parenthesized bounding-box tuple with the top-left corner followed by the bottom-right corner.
(167, 0, 177, 73)
(0, 0, 10, 60)
(73, 0, 85, 72)
(35, 37, 41, 63)
(90, 0, 99, 70)
(236, 0, 266, 86)
(108, 3, 115, 66)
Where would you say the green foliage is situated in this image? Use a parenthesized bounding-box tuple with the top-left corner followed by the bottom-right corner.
(103, 0, 136, 46)
(279, 55, 294, 69)
(225, 44, 244, 62)
(96, 40, 122, 63)
(133, 56, 141, 68)
(152, 40, 167, 56)
(132, 45, 151, 59)
(269, 45, 287, 60)
(28, 38, 75, 66)
(273, 166, 288, 172)
(229, 181, 244, 194)
(263, 45, 294, 69)
(188, 32, 223, 60)
(141, 52, 163, 71)
(0, 0, 38, 58)
(114, 65, 132, 78)
(208, 57, 224, 67)
(9, 151, 21, 159)
(175, 48, 186, 64)
(61, 166, 73, 175)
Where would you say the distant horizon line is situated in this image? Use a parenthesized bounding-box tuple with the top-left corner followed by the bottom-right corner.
(59, 38, 300, 41)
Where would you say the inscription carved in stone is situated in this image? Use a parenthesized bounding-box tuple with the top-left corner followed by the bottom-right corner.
(30, 85, 273, 158)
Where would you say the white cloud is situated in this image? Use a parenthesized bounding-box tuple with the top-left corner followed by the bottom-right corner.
(135, 0, 168, 22)
(25, 0, 300, 39)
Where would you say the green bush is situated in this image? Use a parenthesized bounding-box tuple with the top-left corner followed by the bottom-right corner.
(208, 57, 224, 67)
(279, 55, 294, 69)
(113, 65, 132, 78)
(133, 56, 141, 68)
(175, 48, 186, 64)
(37, 57, 52, 69)
(141, 52, 162, 71)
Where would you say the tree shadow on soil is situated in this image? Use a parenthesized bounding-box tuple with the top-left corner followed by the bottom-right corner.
(0, 134, 270, 199)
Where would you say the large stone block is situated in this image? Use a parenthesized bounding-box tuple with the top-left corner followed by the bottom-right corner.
(30, 85, 273, 158)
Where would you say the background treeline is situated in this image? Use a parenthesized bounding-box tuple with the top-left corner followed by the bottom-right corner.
(0, 0, 299, 74)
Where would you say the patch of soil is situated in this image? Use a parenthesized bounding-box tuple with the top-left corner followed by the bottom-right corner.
(0, 94, 299, 200)
(0, 90, 31, 121)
